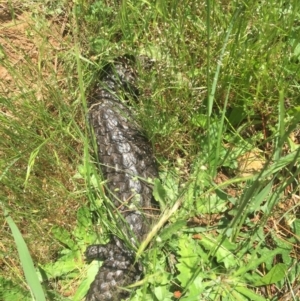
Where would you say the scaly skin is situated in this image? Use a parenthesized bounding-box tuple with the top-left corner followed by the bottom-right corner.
(86, 57, 158, 301)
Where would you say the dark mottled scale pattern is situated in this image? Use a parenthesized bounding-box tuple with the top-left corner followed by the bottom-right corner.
(85, 57, 158, 301)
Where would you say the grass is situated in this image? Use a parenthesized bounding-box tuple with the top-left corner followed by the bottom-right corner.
(1, 0, 300, 300)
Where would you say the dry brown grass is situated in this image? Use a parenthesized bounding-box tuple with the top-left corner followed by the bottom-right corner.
(0, 2, 86, 293)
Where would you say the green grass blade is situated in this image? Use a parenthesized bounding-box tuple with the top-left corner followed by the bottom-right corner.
(206, 4, 245, 176)
(24, 139, 50, 188)
(275, 89, 285, 160)
(3, 208, 46, 301)
(207, 4, 244, 117)
(212, 83, 231, 177)
(234, 286, 267, 301)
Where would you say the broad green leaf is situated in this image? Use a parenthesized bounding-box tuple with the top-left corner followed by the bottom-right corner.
(74, 263, 99, 301)
(293, 219, 300, 236)
(52, 225, 76, 250)
(254, 263, 287, 286)
(153, 178, 167, 209)
(191, 113, 207, 128)
(157, 170, 180, 203)
(269, 232, 293, 266)
(159, 220, 186, 241)
(130, 289, 153, 301)
(148, 270, 170, 286)
(234, 249, 280, 277)
(40, 250, 80, 279)
(219, 238, 237, 251)
(73, 206, 97, 246)
(176, 236, 201, 287)
(195, 193, 228, 214)
(199, 234, 236, 269)
(227, 288, 249, 301)
(258, 247, 278, 270)
(186, 275, 204, 300)
(234, 286, 267, 301)
(249, 181, 272, 213)
(4, 209, 46, 301)
(260, 150, 300, 180)
(154, 285, 173, 301)
(76, 205, 92, 229)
